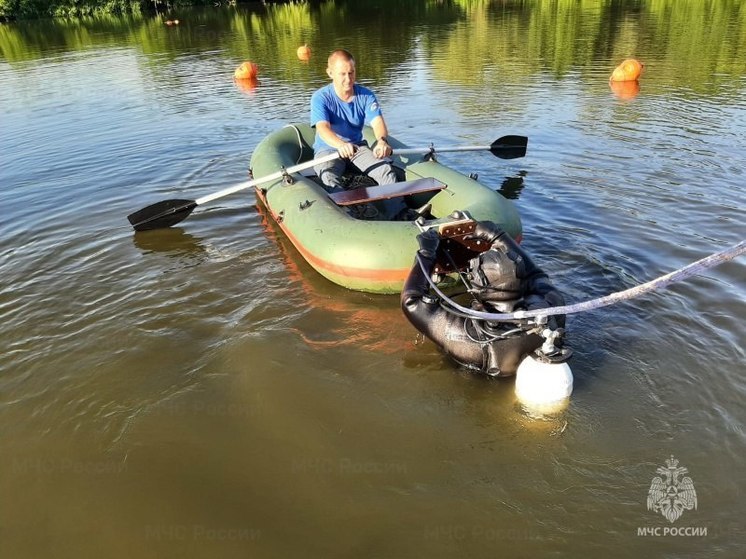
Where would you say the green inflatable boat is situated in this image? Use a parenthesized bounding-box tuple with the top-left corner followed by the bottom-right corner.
(249, 123, 524, 293)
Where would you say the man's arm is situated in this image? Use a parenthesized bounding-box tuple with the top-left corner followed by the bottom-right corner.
(401, 230, 437, 306)
(315, 121, 357, 159)
(370, 115, 392, 158)
(401, 229, 442, 327)
(401, 230, 483, 368)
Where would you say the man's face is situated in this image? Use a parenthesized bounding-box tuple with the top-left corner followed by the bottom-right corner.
(327, 57, 356, 97)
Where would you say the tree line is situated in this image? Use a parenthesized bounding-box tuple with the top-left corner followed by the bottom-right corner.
(1, 0, 226, 21)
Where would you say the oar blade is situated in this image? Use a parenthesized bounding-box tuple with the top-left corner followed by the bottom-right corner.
(490, 135, 528, 159)
(127, 199, 197, 231)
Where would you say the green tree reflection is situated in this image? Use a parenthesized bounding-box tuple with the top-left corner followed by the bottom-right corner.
(1, 0, 744, 97)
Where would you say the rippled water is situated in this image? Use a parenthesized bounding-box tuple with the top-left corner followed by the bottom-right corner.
(1, 2, 745, 557)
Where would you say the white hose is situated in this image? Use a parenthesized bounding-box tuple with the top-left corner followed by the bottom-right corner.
(419, 240, 746, 321)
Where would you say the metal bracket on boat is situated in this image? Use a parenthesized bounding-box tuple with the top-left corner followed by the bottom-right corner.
(280, 166, 295, 185)
(299, 199, 315, 211)
(247, 168, 254, 180)
(423, 144, 437, 162)
(469, 172, 478, 180)
(276, 210, 285, 223)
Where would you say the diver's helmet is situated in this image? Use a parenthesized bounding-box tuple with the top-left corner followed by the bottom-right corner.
(467, 247, 525, 312)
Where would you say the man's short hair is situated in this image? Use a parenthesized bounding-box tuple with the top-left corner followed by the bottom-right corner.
(328, 49, 355, 66)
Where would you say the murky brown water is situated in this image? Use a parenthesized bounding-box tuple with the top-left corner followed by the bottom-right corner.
(1, 1, 745, 557)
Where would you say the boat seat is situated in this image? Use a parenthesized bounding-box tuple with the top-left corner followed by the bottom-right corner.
(328, 177, 446, 207)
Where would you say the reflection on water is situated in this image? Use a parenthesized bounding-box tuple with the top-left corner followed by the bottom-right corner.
(2, 0, 746, 100)
(233, 76, 259, 96)
(1, 1, 745, 558)
(257, 203, 411, 356)
(497, 172, 527, 200)
(609, 79, 641, 101)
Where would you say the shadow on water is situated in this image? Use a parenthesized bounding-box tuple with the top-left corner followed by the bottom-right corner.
(497, 171, 527, 200)
(132, 227, 207, 256)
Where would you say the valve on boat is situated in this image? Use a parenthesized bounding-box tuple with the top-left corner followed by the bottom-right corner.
(423, 144, 437, 162)
(281, 167, 295, 185)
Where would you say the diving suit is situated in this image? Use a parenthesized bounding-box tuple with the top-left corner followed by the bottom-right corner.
(401, 221, 568, 377)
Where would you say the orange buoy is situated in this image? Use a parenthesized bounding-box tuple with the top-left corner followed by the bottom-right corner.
(234, 62, 259, 80)
(610, 58, 644, 82)
(297, 44, 311, 61)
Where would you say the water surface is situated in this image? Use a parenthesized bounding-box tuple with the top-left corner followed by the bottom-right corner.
(1, 1, 745, 557)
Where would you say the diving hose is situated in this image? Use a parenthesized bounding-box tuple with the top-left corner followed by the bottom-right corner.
(417, 239, 745, 322)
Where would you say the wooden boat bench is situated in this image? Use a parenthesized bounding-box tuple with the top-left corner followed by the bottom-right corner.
(327, 177, 446, 207)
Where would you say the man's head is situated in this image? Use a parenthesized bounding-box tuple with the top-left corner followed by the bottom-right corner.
(327, 49, 356, 98)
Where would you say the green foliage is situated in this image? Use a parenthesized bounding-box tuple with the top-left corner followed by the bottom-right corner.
(1, 0, 134, 19)
(0, 0, 219, 20)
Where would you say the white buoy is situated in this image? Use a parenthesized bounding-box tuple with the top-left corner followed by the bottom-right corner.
(515, 354, 573, 414)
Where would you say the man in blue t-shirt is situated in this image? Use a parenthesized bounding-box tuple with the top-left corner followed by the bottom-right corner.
(310, 49, 403, 216)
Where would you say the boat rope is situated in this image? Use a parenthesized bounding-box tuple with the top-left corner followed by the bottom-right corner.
(418, 239, 746, 322)
(285, 124, 306, 165)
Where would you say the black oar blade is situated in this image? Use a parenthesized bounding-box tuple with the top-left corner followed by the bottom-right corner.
(490, 135, 528, 159)
(127, 199, 198, 231)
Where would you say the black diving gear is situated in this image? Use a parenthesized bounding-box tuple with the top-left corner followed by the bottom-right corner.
(401, 221, 567, 377)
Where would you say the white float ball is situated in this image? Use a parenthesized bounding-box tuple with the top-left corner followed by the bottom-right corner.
(515, 355, 573, 414)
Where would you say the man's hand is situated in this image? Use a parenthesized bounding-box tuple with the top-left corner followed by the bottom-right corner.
(417, 228, 440, 259)
(337, 142, 357, 159)
(373, 138, 392, 158)
(465, 221, 506, 245)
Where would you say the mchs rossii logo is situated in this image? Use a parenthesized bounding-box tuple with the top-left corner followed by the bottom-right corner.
(647, 455, 698, 523)
(637, 455, 706, 537)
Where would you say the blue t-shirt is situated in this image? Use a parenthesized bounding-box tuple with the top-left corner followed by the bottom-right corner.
(310, 83, 383, 153)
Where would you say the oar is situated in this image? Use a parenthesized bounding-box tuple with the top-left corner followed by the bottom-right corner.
(128, 152, 340, 231)
(396, 135, 528, 159)
(127, 135, 528, 231)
